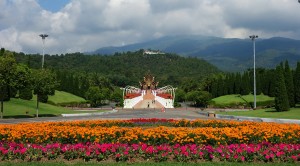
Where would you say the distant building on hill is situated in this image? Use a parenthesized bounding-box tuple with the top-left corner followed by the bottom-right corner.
(143, 49, 165, 55)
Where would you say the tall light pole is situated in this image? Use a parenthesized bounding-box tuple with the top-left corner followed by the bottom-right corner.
(39, 34, 48, 69)
(249, 35, 258, 109)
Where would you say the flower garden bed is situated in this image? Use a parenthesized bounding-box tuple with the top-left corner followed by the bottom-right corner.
(0, 119, 299, 163)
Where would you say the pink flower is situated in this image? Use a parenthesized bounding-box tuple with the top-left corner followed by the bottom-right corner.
(20, 148, 27, 154)
(183, 152, 189, 157)
(100, 147, 106, 153)
(241, 156, 245, 161)
(86, 151, 91, 156)
(291, 155, 297, 161)
(276, 151, 284, 157)
(174, 150, 179, 155)
(265, 155, 270, 160)
(1, 149, 8, 155)
(199, 151, 204, 157)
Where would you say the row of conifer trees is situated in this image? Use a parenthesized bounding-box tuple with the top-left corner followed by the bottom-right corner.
(209, 61, 300, 111)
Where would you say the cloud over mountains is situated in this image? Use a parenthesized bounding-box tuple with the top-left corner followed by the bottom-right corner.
(0, 0, 299, 54)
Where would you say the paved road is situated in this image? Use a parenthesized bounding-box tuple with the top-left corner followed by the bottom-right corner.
(0, 109, 210, 124)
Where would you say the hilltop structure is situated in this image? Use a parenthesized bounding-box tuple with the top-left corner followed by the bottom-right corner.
(143, 49, 165, 55)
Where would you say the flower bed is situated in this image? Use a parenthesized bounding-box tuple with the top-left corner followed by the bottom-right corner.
(0, 119, 299, 163)
(0, 142, 299, 162)
(0, 119, 299, 145)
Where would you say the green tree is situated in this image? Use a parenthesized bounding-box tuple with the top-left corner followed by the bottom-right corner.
(284, 61, 295, 107)
(241, 71, 251, 95)
(110, 87, 123, 107)
(294, 62, 300, 104)
(15, 64, 33, 100)
(0, 51, 17, 118)
(32, 69, 58, 117)
(174, 88, 185, 102)
(274, 66, 290, 112)
(85, 86, 104, 107)
(186, 90, 212, 107)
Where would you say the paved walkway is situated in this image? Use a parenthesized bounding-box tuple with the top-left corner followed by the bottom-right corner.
(0, 109, 210, 124)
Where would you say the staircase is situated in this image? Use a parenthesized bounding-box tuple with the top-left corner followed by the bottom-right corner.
(133, 90, 163, 109)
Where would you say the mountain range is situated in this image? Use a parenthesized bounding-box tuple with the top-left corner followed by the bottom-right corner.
(89, 35, 300, 72)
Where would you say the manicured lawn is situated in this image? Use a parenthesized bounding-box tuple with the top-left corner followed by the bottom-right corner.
(217, 107, 300, 120)
(211, 94, 274, 108)
(1, 98, 106, 118)
(47, 90, 87, 105)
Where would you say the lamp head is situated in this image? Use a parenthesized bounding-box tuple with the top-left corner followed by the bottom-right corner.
(39, 34, 48, 38)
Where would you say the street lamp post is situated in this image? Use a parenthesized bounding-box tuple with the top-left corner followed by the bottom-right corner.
(39, 34, 48, 69)
(249, 35, 258, 109)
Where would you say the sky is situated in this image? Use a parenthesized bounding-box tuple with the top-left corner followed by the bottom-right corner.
(0, 0, 299, 55)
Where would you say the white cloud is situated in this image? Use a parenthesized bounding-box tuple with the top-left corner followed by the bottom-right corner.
(0, 0, 299, 54)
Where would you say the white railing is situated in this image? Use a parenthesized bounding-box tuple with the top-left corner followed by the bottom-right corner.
(155, 95, 174, 108)
(123, 95, 143, 108)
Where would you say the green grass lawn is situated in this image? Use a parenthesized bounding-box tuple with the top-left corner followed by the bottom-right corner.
(211, 94, 274, 108)
(1, 98, 73, 118)
(0, 90, 106, 118)
(47, 90, 87, 105)
(217, 107, 300, 120)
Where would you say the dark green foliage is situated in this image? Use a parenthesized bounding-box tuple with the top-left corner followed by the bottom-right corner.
(0, 48, 5, 56)
(0, 86, 10, 101)
(14, 51, 220, 87)
(240, 71, 251, 95)
(110, 88, 123, 102)
(19, 87, 33, 100)
(234, 73, 242, 94)
(174, 88, 185, 102)
(294, 62, 300, 104)
(186, 90, 212, 107)
(32, 69, 59, 116)
(284, 61, 295, 107)
(85, 86, 105, 107)
(274, 66, 290, 112)
(0, 50, 17, 118)
(38, 94, 48, 103)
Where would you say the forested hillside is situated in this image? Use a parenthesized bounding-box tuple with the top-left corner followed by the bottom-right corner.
(90, 35, 300, 72)
(14, 50, 221, 87)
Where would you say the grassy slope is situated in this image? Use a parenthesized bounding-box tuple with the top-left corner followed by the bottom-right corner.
(212, 94, 274, 104)
(212, 94, 300, 120)
(2, 98, 73, 118)
(217, 107, 300, 120)
(211, 94, 274, 107)
(2, 91, 100, 118)
(47, 90, 87, 105)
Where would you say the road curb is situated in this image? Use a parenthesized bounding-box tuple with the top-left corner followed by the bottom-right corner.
(215, 114, 300, 124)
(61, 109, 118, 117)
